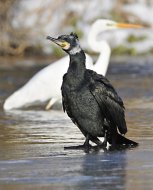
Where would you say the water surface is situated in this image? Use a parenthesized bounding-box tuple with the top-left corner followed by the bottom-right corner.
(0, 57, 153, 190)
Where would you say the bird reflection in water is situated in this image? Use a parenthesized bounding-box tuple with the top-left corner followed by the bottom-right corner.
(79, 150, 127, 190)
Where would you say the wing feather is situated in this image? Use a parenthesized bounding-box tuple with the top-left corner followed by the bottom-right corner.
(86, 70, 127, 134)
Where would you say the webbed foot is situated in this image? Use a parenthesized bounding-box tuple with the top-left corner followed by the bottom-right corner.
(64, 143, 92, 150)
(64, 134, 92, 150)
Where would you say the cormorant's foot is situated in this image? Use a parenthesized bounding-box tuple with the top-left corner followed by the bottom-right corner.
(64, 144, 92, 150)
(102, 140, 107, 148)
(94, 139, 107, 148)
(95, 143, 107, 151)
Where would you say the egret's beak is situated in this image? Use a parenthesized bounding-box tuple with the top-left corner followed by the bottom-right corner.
(116, 22, 143, 29)
(46, 36, 70, 49)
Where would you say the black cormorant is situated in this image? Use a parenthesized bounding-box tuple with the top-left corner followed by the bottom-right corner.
(47, 33, 138, 149)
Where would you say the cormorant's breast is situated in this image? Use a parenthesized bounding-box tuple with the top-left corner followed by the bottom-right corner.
(62, 69, 105, 137)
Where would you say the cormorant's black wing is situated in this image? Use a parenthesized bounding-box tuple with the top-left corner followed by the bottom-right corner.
(86, 69, 127, 135)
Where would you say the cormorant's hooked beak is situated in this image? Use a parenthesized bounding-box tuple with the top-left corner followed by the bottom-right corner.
(46, 36, 70, 49)
(115, 22, 143, 29)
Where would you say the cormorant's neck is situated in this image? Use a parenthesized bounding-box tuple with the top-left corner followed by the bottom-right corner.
(68, 50, 86, 76)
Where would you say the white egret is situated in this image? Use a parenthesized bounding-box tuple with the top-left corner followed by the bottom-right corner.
(3, 19, 142, 110)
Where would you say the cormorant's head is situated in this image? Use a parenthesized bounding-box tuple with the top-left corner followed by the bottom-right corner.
(47, 32, 81, 55)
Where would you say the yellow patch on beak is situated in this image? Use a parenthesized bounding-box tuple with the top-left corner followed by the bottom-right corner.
(57, 41, 70, 50)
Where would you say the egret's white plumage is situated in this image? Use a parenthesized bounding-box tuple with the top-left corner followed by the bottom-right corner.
(4, 19, 142, 110)
(4, 55, 92, 110)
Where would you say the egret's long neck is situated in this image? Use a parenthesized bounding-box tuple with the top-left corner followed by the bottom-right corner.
(88, 23, 111, 76)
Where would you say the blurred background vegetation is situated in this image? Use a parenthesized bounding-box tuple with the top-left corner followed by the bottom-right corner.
(0, 0, 153, 58)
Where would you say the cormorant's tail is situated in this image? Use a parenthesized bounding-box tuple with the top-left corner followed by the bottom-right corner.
(108, 133, 138, 147)
(115, 133, 138, 146)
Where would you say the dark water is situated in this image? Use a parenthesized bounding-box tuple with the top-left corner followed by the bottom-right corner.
(0, 57, 153, 190)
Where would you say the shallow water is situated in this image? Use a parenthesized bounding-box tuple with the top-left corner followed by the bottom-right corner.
(0, 58, 153, 190)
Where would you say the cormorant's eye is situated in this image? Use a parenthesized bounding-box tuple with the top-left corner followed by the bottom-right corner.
(58, 36, 68, 41)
